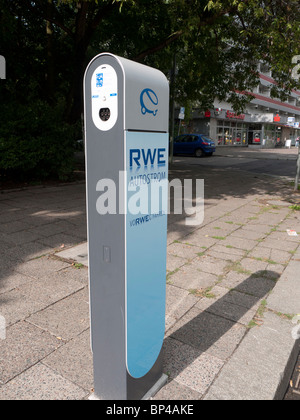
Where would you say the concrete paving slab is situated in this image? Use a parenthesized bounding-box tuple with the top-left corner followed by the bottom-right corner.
(53, 265, 88, 286)
(165, 285, 198, 332)
(249, 246, 292, 265)
(259, 237, 298, 252)
(208, 244, 246, 257)
(206, 249, 242, 262)
(222, 236, 258, 251)
(166, 253, 188, 273)
(204, 312, 298, 400)
(14, 256, 70, 280)
(0, 363, 88, 400)
(27, 287, 90, 341)
(0, 286, 51, 327)
(0, 271, 35, 295)
(241, 223, 274, 234)
(0, 321, 61, 384)
(239, 257, 269, 273)
(230, 229, 265, 241)
(167, 242, 205, 260)
(169, 265, 218, 291)
(224, 273, 278, 299)
(167, 307, 247, 361)
(55, 242, 88, 266)
(195, 286, 258, 326)
(43, 329, 93, 392)
(268, 230, 300, 243)
(190, 255, 229, 276)
(0, 242, 53, 265)
(181, 233, 218, 248)
(153, 378, 202, 400)
(0, 264, 85, 328)
(163, 337, 224, 395)
(266, 260, 300, 315)
(37, 232, 83, 249)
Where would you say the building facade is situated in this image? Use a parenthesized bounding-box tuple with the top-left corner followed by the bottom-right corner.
(182, 65, 300, 147)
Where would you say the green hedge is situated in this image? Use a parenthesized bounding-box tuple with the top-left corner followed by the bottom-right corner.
(0, 100, 80, 182)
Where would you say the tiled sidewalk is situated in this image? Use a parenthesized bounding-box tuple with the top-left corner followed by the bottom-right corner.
(0, 161, 299, 400)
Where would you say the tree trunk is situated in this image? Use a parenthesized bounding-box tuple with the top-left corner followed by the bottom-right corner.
(45, 0, 55, 103)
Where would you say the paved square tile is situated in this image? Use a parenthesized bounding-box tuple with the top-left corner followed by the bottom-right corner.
(167, 253, 188, 273)
(222, 236, 258, 251)
(167, 242, 204, 260)
(259, 238, 298, 252)
(27, 288, 90, 341)
(163, 337, 224, 394)
(165, 285, 199, 331)
(0, 363, 88, 400)
(153, 378, 201, 400)
(169, 265, 218, 291)
(0, 321, 61, 384)
(168, 307, 247, 360)
(37, 233, 83, 249)
(55, 242, 88, 266)
(195, 285, 259, 326)
(190, 255, 229, 276)
(43, 329, 93, 392)
(15, 256, 70, 280)
(181, 232, 218, 248)
(0, 271, 35, 295)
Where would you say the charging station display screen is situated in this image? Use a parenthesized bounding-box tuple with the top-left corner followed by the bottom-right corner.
(125, 131, 168, 379)
(91, 64, 118, 131)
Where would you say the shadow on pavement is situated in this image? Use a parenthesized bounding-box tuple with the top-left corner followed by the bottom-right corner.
(164, 270, 280, 390)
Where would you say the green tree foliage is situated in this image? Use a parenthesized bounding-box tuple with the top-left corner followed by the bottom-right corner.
(0, 0, 299, 180)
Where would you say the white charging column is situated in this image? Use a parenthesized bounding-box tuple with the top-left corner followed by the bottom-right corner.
(84, 53, 169, 400)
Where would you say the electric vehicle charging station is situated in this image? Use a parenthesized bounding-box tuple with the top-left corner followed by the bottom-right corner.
(84, 53, 169, 400)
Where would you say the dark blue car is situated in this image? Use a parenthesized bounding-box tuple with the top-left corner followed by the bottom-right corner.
(173, 134, 216, 157)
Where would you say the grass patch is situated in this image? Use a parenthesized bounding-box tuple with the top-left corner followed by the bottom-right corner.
(248, 300, 267, 328)
(73, 263, 84, 269)
(166, 267, 180, 283)
(226, 261, 252, 275)
(189, 287, 216, 299)
(289, 204, 300, 211)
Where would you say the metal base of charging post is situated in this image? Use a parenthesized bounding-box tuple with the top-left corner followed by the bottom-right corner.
(141, 373, 168, 400)
(89, 374, 168, 401)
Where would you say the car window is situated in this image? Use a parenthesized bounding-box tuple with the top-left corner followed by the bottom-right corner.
(185, 135, 198, 142)
(202, 136, 213, 142)
(174, 135, 185, 143)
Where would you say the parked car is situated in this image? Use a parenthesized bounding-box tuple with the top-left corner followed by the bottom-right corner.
(173, 134, 216, 157)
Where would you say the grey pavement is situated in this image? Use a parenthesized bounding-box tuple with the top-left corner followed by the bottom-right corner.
(0, 148, 300, 400)
(173, 146, 300, 179)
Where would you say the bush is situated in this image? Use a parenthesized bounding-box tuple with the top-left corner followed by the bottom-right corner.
(0, 99, 80, 182)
